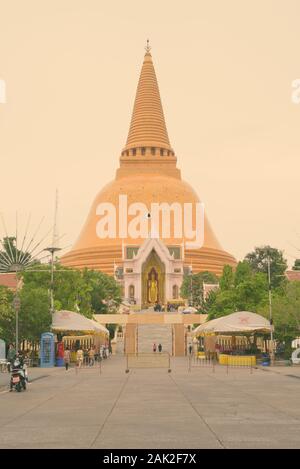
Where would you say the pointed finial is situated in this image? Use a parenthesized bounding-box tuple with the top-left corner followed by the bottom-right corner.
(145, 39, 151, 53)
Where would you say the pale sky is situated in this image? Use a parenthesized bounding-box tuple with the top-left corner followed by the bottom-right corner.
(0, 0, 299, 267)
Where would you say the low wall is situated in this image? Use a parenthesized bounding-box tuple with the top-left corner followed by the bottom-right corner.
(94, 313, 207, 325)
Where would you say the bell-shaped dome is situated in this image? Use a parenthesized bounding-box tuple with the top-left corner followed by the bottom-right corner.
(61, 46, 236, 275)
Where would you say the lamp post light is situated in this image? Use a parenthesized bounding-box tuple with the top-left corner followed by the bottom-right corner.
(266, 257, 286, 365)
(267, 257, 275, 365)
(13, 293, 21, 351)
(267, 257, 273, 340)
(189, 266, 193, 307)
(44, 247, 61, 314)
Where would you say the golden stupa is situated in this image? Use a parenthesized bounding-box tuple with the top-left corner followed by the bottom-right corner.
(62, 45, 236, 277)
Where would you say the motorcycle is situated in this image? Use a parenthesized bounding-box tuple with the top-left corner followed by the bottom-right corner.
(10, 358, 27, 392)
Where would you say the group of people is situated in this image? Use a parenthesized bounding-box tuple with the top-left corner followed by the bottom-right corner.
(7, 344, 30, 371)
(63, 344, 110, 370)
(152, 343, 163, 353)
(153, 303, 179, 312)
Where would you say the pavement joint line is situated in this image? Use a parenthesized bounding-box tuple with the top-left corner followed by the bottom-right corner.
(205, 368, 300, 424)
(168, 373, 226, 449)
(29, 375, 49, 383)
(89, 370, 131, 448)
(256, 366, 300, 380)
(0, 371, 88, 428)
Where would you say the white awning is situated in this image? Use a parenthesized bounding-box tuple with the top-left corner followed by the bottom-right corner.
(193, 311, 272, 335)
(51, 310, 109, 335)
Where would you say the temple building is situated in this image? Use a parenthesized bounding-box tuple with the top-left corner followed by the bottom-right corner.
(62, 45, 236, 308)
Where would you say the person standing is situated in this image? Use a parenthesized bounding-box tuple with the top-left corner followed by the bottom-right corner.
(7, 343, 16, 372)
(88, 346, 95, 366)
(153, 343, 157, 353)
(64, 347, 71, 371)
(158, 343, 162, 353)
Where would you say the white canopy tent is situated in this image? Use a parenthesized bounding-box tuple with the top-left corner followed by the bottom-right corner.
(193, 311, 272, 336)
(51, 310, 109, 335)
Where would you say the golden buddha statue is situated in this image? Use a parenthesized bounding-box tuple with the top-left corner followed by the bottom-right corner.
(148, 271, 158, 303)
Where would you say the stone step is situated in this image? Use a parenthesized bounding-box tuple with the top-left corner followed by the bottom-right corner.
(137, 324, 173, 354)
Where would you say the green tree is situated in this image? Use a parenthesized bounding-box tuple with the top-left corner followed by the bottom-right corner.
(21, 263, 121, 318)
(245, 245, 287, 288)
(180, 271, 218, 308)
(0, 285, 15, 343)
(82, 269, 121, 314)
(208, 262, 268, 319)
(234, 261, 252, 286)
(19, 287, 51, 342)
(0, 236, 31, 272)
(219, 265, 234, 290)
(258, 281, 300, 358)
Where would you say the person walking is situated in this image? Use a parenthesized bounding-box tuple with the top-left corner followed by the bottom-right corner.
(64, 347, 71, 371)
(153, 343, 157, 353)
(158, 343, 162, 353)
(76, 346, 84, 368)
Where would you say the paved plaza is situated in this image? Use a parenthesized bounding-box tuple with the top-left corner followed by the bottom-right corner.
(0, 357, 300, 449)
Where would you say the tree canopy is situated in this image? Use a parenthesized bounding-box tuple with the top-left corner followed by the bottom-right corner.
(258, 281, 300, 357)
(0, 236, 31, 272)
(0, 285, 15, 343)
(180, 271, 218, 309)
(244, 245, 287, 288)
(21, 263, 121, 319)
(0, 263, 122, 343)
(207, 262, 269, 319)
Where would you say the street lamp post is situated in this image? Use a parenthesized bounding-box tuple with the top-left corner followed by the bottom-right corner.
(189, 266, 193, 307)
(267, 257, 276, 365)
(266, 257, 287, 365)
(44, 247, 61, 314)
(267, 257, 273, 342)
(13, 293, 21, 351)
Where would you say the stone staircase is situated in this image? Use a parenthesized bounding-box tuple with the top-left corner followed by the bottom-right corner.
(137, 324, 173, 354)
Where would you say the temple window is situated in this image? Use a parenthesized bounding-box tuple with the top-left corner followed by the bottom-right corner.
(141, 147, 146, 155)
(172, 285, 179, 299)
(160, 148, 164, 156)
(126, 246, 139, 259)
(132, 148, 136, 156)
(129, 285, 135, 299)
(168, 246, 181, 259)
(151, 147, 156, 155)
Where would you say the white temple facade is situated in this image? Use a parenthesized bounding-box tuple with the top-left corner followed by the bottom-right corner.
(117, 238, 184, 308)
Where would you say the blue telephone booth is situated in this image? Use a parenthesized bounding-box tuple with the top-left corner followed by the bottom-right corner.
(40, 332, 55, 367)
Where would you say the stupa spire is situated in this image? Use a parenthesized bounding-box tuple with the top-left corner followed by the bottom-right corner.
(123, 42, 173, 154)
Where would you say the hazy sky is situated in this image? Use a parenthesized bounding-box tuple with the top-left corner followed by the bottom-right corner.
(0, 0, 299, 267)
